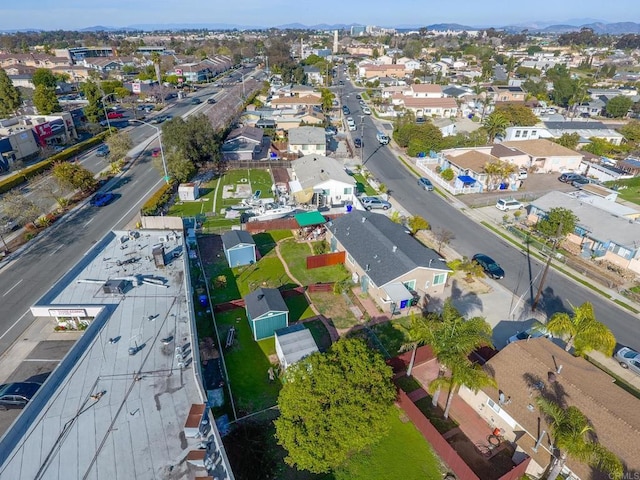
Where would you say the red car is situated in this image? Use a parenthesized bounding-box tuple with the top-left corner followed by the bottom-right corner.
(107, 111, 124, 119)
(151, 148, 161, 157)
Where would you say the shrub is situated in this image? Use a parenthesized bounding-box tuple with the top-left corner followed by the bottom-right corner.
(140, 182, 176, 215)
(440, 168, 455, 181)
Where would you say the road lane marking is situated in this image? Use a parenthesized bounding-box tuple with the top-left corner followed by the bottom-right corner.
(3, 279, 23, 297)
(85, 218, 94, 227)
(49, 244, 64, 256)
(0, 309, 30, 342)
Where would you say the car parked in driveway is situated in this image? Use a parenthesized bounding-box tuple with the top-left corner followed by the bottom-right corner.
(571, 175, 598, 188)
(354, 138, 362, 148)
(615, 347, 640, 376)
(507, 323, 551, 344)
(495, 198, 523, 211)
(418, 177, 434, 191)
(472, 253, 505, 279)
(0, 382, 41, 410)
(360, 196, 391, 210)
(90, 192, 115, 207)
(558, 172, 581, 183)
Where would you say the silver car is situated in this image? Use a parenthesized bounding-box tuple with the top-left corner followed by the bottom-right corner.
(615, 347, 640, 376)
(360, 196, 391, 210)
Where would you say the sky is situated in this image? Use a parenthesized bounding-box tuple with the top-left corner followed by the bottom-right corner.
(0, 0, 638, 30)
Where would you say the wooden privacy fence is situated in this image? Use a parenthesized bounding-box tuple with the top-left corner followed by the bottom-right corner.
(306, 251, 345, 269)
(307, 283, 334, 293)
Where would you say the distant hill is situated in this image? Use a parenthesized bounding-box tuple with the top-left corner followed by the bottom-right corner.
(504, 21, 640, 34)
(427, 23, 476, 31)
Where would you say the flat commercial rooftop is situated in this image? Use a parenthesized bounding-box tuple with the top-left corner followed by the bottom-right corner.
(0, 229, 232, 480)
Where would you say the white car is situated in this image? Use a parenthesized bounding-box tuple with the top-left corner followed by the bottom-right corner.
(496, 198, 523, 211)
(362, 106, 371, 115)
(507, 324, 551, 344)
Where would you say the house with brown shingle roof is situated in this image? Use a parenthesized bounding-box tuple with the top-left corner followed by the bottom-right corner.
(442, 149, 495, 189)
(457, 338, 640, 480)
(402, 97, 458, 118)
(270, 95, 322, 109)
(501, 139, 583, 173)
(405, 83, 443, 98)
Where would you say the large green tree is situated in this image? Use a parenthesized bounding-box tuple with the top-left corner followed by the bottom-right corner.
(619, 120, 640, 143)
(393, 122, 444, 156)
(483, 112, 510, 142)
(535, 207, 578, 240)
(32, 68, 58, 89)
(274, 338, 396, 474)
(162, 150, 196, 183)
(553, 133, 580, 150)
(536, 398, 623, 480)
(51, 162, 97, 192)
(32, 84, 61, 114)
(162, 114, 220, 168)
(546, 302, 616, 356)
(408, 299, 493, 408)
(605, 96, 633, 118)
(81, 80, 104, 124)
(494, 103, 539, 126)
(0, 68, 23, 116)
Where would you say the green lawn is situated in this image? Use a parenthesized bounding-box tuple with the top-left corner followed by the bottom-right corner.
(605, 177, 640, 205)
(235, 252, 296, 298)
(308, 291, 360, 330)
(254, 230, 293, 256)
(285, 294, 316, 322)
(369, 316, 413, 356)
(332, 407, 444, 480)
(215, 308, 282, 414)
(351, 172, 378, 196)
(279, 239, 350, 286)
(303, 318, 333, 352)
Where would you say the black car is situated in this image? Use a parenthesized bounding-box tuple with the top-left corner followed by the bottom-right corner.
(0, 382, 41, 410)
(558, 172, 581, 183)
(207, 97, 217, 104)
(472, 253, 505, 279)
(355, 94, 362, 99)
(354, 138, 362, 148)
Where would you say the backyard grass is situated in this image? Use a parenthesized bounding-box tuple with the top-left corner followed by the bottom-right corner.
(285, 294, 316, 322)
(235, 253, 296, 297)
(254, 230, 293, 256)
(308, 291, 360, 329)
(302, 318, 333, 352)
(369, 316, 413, 356)
(215, 308, 282, 414)
(279, 239, 350, 285)
(332, 407, 444, 480)
(605, 177, 640, 205)
(414, 396, 459, 434)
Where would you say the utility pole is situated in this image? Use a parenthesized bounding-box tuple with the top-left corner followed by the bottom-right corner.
(532, 222, 563, 312)
(360, 115, 365, 165)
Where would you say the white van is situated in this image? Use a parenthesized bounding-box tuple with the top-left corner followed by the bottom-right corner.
(376, 132, 390, 145)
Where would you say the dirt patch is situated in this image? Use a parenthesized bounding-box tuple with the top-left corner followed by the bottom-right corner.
(197, 233, 223, 266)
(449, 271, 492, 295)
(308, 291, 360, 330)
(446, 431, 517, 480)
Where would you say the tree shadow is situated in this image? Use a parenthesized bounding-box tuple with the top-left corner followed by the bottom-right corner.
(527, 286, 570, 320)
(252, 232, 276, 257)
(448, 278, 484, 318)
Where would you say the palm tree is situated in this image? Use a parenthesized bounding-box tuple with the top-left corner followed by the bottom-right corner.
(546, 302, 616, 357)
(408, 299, 493, 407)
(430, 356, 496, 419)
(483, 112, 510, 142)
(536, 398, 623, 480)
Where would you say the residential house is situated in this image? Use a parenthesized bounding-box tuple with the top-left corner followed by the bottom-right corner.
(584, 160, 634, 183)
(500, 139, 583, 173)
(288, 154, 356, 208)
(82, 57, 123, 73)
(619, 157, 640, 176)
(244, 288, 289, 341)
(303, 66, 324, 85)
(274, 324, 319, 370)
(440, 148, 495, 191)
(503, 126, 552, 142)
(326, 210, 452, 313)
(458, 338, 640, 480)
(401, 97, 458, 118)
(221, 126, 264, 161)
(396, 57, 421, 73)
(221, 230, 257, 267)
(529, 191, 640, 273)
(404, 83, 443, 98)
(487, 85, 526, 103)
(543, 121, 624, 146)
(270, 95, 322, 110)
(288, 126, 326, 156)
(358, 64, 406, 79)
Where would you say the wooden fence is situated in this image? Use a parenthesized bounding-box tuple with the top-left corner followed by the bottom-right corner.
(307, 283, 335, 293)
(306, 251, 345, 269)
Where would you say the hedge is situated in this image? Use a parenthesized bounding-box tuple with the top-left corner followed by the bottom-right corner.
(141, 181, 176, 216)
(0, 131, 110, 194)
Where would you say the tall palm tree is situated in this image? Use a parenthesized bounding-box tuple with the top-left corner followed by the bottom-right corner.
(429, 356, 496, 419)
(546, 302, 616, 357)
(408, 299, 493, 407)
(536, 397, 623, 480)
(483, 112, 510, 142)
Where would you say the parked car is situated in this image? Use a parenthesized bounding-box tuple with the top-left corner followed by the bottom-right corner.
(615, 347, 640, 376)
(360, 196, 391, 210)
(572, 176, 598, 188)
(559, 172, 581, 183)
(415, 117, 426, 124)
(207, 97, 217, 104)
(495, 198, 523, 211)
(0, 382, 41, 410)
(152, 148, 161, 157)
(518, 170, 528, 180)
(418, 177, 434, 191)
(362, 106, 372, 115)
(107, 111, 124, 119)
(507, 323, 551, 344)
(95, 145, 109, 157)
(90, 192, 115, 207)
(354, 138, 362, 148)
(472, 253, 505, 279)
(355, 94, 362, 99)
(325, 126, 337, 136)
(376, 132, 390, 145)
(342, 105, 350, 115)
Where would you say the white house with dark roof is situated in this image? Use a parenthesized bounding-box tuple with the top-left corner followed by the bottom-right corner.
(288, 155, 356, 208)
(326, 210, 451, 313)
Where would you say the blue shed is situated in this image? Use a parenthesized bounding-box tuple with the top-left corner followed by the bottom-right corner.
(244, 288, 289, 341)
(221, 230, 256, 267)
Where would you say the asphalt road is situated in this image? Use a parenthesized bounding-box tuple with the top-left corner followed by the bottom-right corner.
(0, 74, 258, 358)
(338, 75, 640, 352)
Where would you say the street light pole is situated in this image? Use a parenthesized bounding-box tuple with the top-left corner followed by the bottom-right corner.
(131, 119, 170, 184)
(360, 115, 365, 165)
(101, 94, 112, 131)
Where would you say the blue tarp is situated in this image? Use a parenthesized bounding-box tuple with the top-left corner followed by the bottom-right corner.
(457, 175, 477, 184)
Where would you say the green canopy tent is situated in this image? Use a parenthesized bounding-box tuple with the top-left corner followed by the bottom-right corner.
(294, 211, 327, 228)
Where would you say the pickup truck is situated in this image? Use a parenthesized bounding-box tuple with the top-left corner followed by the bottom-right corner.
(376, 132, 390, 145)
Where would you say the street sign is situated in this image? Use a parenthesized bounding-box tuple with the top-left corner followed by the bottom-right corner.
(163, 176, 171, 182)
